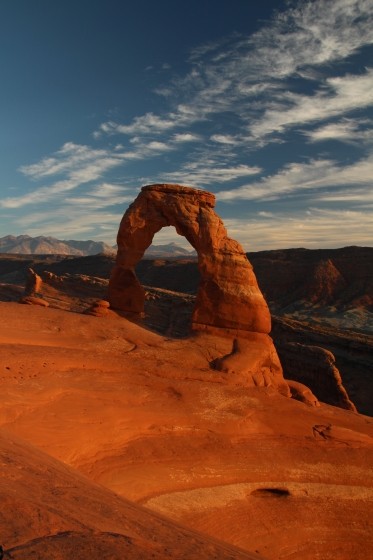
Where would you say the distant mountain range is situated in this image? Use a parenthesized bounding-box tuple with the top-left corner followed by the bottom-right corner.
(0, 235, 115, 256)
(0, 235, 196, 258)
(144, 242, 196, 258)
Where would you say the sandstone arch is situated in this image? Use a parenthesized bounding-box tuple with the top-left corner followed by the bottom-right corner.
(108, 184, 271, 335)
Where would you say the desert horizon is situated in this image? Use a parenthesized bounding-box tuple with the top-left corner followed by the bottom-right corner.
(0, 231, 373, 258)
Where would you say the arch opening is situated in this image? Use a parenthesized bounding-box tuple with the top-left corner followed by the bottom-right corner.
(143, 226, 196, 259)
(135, 226, 199, 338)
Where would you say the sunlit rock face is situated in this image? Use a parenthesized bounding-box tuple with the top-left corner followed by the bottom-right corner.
(24, 267, 43, 296)
(108, 184, 289, 394)
(109, 184, 271, 335)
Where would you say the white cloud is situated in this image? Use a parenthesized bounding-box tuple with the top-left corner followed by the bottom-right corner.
(64, 183, 134, 209)
(250, 69, 373, 139)
(224, 207, 373, 251)
(0, 135, 182, 210)
(146, 140, 173, 152)
(315, 188, 373, 203)
(89, 183, 130, 198)
(218, 154, 373, 201)
(181, 1, 373, 122)
(305, 118, 373, 144)
(160, 162, 262, 187)
(242, 0, 373, 81)
(94, 0, 373, 154)
(1, 143, 128, 209)
(118, 138, 177, 161)
(97, 113, 180, 136)
(258, 211, 274, 218)
(1, 179, 80, 209)
(19, 142, 119, 180)
(173, 133, 201, 143)
(15, 206, 124, 242)
(210, 134, 239, 145)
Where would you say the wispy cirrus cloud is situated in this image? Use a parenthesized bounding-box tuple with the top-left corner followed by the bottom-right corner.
(218, 154, 373, 202)
(93, 106, 203, 139)
(94, 113, 177, 137)
(19, 142, 123, 181)
(89, 0, 373, 221)
(15, 206, 123, 241)
(172, 132, 201, 143)
(1, 179, 83, 209)
(249, 69, 373, 139)
(64, 183, 134, 209)
(210, 134, 240, 146)
(237, 0, 373, 81)
(12, 183, 133, 240)
(95, 0, 373, 143)
(159, 162, 262, 187)
(1, 143, 128, 209)
(304, 118, 373, 144)
(224, 207, 373, 251)
(0, 136, 182, 209)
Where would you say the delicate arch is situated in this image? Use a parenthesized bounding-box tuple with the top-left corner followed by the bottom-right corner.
(108, 184, 271, 334)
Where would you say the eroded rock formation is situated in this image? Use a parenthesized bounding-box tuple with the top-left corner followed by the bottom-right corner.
(24, 268, 43, 296)
(19, 267, 49, 307)
(86, 299, 110, 317)
(277, 342, 356, 411)
(108, 184, 291, 394)
(109, 184, 271, 335)
(286, 379, 320, 407)
(19, 295, 49, 307)
(212, 335, 290, 396)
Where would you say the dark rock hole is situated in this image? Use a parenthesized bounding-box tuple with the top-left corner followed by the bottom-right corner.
(251, 487, 291, 498)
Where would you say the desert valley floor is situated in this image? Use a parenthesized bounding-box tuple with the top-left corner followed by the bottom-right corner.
(0, 299, 372, 559)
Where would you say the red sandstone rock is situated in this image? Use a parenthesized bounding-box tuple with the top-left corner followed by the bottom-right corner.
(96, 299, 110, 308)
(212, 335, 290, 396)
(0, 430, 258, 560)
(248, 246, 373, 312)
(109, 184, 271, 334)
(1, 303, 372, 560)
(286, 379, 320, 407)
(86, 299, 110, 316)
(278, 342, 356, 411)
(24, 267, 43, 295)
(19, 296, 49, 307)
(312, 423, 373, 445)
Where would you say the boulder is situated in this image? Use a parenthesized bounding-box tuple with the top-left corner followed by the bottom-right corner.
(86, 300, 110, 317)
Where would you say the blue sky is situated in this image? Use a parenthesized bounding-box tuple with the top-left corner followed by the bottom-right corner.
(0, 0, 372, 251)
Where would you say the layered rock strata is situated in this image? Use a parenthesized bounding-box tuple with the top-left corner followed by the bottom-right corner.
(277, 342, 356, 411)
(109, 184, 271, 335)
(109, 184, 291, 394)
